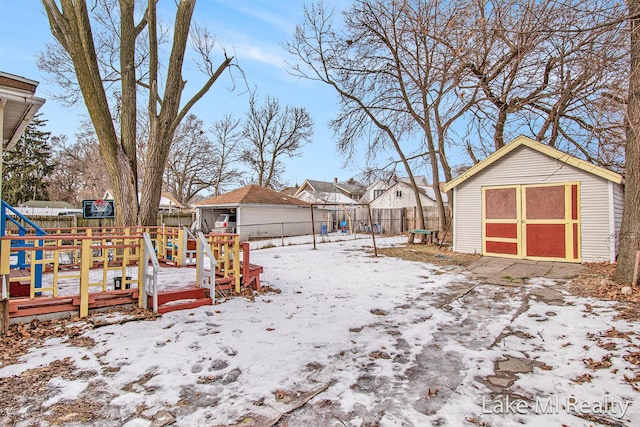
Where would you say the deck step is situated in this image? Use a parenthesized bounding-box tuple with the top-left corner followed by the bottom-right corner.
(149, 287, 207, 306)
(157, 297, 212, 314)
(9, 289, 139, 318)
(148, 287, 212, 314)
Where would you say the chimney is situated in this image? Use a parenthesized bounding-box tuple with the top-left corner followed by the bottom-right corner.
(334, 177, 338, 183)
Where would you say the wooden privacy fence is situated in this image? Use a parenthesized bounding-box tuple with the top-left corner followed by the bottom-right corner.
(353, 206, 446, 234)
(2, 212, 194, 230)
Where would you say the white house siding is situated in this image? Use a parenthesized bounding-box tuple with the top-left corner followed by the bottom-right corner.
(237, 205, 322, 241)
(364, 181, 389, 202)
(453, 146, 618, 262)
(369, 184, 435, 209)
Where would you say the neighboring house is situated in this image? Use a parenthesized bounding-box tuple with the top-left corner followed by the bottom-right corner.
(13, 200, 81, 216)
(444, 135, 624, 263)
(294, 179, 366, 232)
(367, 180, 447, 209)
(294, 178, 364, 204)
(356, 178, 447, 233)
(0, 71, 46, 212)
(102, 190, 185, 212)
(193, 185, 326, 241)
(360, 176, 430, 203)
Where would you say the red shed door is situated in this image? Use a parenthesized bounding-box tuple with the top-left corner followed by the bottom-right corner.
(483, 186, 520, 257)
(482, 183, 580, 262)
(522, 183, 580, 262)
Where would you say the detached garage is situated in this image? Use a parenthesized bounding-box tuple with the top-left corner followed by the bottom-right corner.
(444, 136, 624, 263)
(193, 185, 323, 241)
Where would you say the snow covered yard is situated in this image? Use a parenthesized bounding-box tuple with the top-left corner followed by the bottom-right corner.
(1, 236, 639, 426)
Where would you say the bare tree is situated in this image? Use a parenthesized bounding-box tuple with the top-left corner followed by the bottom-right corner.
(462, 0, 627, 169)
(614, 0, 640, 283)
(163, 113, 242, 204)
(47, 123, 111, 205)
(287, 0, 475, 231)
(209, 113, 243, 196)
(40, 0, 234, 226)
(240, 93, 313, 189)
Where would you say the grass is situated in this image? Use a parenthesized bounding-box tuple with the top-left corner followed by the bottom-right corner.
(376, 244, 481, 267)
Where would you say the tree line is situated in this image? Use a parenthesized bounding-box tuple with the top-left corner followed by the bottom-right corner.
(2, 93, 312, 208)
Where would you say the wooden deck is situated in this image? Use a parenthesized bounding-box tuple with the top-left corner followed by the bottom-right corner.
(7, 265, 264, 319)
(9, 288, 139, 318)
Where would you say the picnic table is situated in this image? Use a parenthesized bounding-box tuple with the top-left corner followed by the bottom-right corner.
(407, 229, 439, 245)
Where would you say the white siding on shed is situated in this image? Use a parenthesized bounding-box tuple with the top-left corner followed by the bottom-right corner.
(453, 146, 617, 262)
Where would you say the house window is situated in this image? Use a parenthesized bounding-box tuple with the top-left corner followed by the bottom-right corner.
(373, 190, 384, 198)
(395, 190, 402, 198)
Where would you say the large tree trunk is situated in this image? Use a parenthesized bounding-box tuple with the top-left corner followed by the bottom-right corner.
(43, 0, 138, 226)
(44, 0, 233, 227)
(613, 0, 640, 284)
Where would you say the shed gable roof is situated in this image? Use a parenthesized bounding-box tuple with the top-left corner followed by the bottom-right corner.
(195, 185, 310, 206)
(443, 135, 623, 192)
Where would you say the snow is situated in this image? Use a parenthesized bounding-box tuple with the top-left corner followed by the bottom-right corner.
(2, 235, 639, 426)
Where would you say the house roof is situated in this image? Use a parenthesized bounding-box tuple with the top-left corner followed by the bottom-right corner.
(295, 179, 364, 198)
(102, 190, 184, 209)
(160, 192, 183, 209)
(443, 135, 623, 192)
(1, 71, 46, 151)
(296, 189, 358, 205)
(21, 200, 75, 209)
(298, 179, 336, 193)
(195, 185, 310, 207)
(398, 176, 429, 187)
(380, 181, 448, 203)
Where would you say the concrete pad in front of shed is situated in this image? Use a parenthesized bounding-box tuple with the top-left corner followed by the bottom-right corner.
(466, 256, 587, 287)
(546, 263, 586, 279)
(468, 256, 516, 269)
(500, 263, 552, 280)
(466, 257, 514, 277)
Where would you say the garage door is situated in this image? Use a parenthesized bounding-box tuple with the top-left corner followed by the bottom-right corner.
(482, 183, 580, 262)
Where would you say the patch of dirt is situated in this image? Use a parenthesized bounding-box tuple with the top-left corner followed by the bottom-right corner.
(223, 285, 282, 302)
(0, 357, 102, 424)
(376, 244, 481, 267)
(1, 306, 159, 368)
(1, 317, 90, 367)
(568, 262, 640, 320)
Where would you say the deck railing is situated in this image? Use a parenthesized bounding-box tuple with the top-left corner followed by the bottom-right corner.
(141, 232, 160, 313)
(0, 227, 242, 318)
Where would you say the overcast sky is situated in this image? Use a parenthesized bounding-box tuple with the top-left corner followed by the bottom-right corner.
(0, 0, 406, 188)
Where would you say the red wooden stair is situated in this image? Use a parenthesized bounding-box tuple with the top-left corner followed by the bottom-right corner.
(149, 287, 212, 314)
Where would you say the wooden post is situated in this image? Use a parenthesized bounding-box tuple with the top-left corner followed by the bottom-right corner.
(195, 234, 201, 289)
(367, 204, 378, 257)
(79, 238, 91, 317)
(1, 239, 10, 299)
(138, 237, 146, 308)
(0, 237, 9, 332)
(233, 235, 241, 293)
(177, 227, 185, 266)
(0, 299, 8, 335)
(311, 204, 317, 250)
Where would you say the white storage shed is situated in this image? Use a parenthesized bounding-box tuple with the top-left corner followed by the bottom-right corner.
(443, 136, 624, 263)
